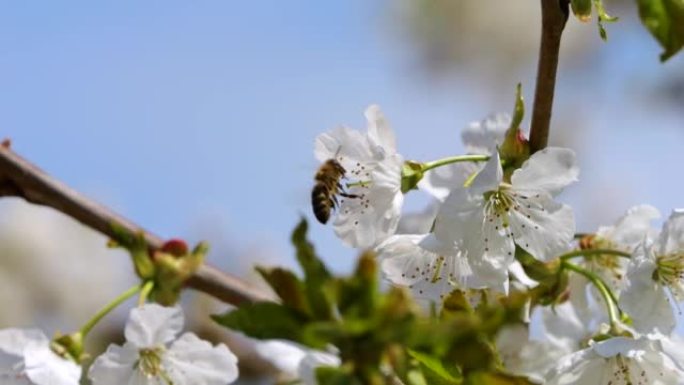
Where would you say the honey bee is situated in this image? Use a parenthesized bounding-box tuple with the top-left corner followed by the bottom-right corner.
(311, 158, 359, 224)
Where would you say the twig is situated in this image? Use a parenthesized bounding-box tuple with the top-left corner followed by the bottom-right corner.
(529, 0, 569, 153)
(0, 145, 272, 306)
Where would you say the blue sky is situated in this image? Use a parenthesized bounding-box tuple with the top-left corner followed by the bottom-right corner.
(0, 1, 683, 279)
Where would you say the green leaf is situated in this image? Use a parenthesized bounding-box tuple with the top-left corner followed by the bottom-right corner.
(212, 303, 307, 343)
(291, 218, 335, 319)
(256, 266, 310, 315)
(337, 251, 378, 317)
(466, 371, 537, 385)
(316, 366, 359, 385)
(408, 349, 462, 385)
(637, 0, 684, 61)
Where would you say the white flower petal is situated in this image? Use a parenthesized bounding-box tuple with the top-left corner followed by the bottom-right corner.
(511, 147, 579, 195)
(546, 346, 603, 385)
(469, 151, 502, 195)
(597, 204, 660, 251)
(333, 154, 403, 249)
(23, 346, 81, 385)
(0, 329, 48, 358)
(656, 209, 684, 256)
(433, 188, 483, 245)
(396, 203, 438, 235)
(620, 254, 675, 334)
(253, 340, 307, 377)
(365, 105, 396, 155)
(87, 344, 141, 385)
(313, 126, 372, 164)
(461, 113, 510, 155)
(124, 304, 184, 348)
(419, 162, 481, 202)
(0, 329, 80, 385)
(541, 302, 587, 351)
(379, 234, 466, 301)
(548, 334, 684, 385)
(165, 333, 238, 385)
(592, 336, 638, 358)
(508, 192, 575, 261)
(497, 324, 565, 383)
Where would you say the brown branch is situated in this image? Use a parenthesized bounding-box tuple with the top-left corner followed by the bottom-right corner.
(529, 0, 569, 153)
(0, 144, 272, 306)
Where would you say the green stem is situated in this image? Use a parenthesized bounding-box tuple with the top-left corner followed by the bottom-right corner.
(138, 280, 155, 306)
(562, 261, 620, 331)
(422, 154, 490, 172)
(559, 248, 631, 261)
(80, 284, 142, 337)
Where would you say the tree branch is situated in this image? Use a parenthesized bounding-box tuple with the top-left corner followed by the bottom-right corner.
(529, 0, 569, 153)
(0, 144, 273, 306)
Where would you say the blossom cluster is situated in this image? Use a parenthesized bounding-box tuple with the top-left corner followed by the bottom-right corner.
(1, 304, 238, 385)
(311, 105, 684, 384)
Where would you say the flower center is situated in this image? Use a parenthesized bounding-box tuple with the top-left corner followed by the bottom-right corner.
(654, 251, 684, 299)
(583, 238, 624, 285)
(483, 187, 515, 228)
(138, 347, 165, 378)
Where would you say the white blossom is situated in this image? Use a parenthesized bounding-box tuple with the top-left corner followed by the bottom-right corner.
(620, 210, 684, 334)
(0, 328, 81, 385)
(314, 105, 403, 248)
(378, 233, 508, 301)
(578, 205, 660, 293)
(496, 324, 567, 383)
(546, 333, 684, 385)
(252, 340, 307, 379)
(432, 148, 578, 291)
(89, 304, 238, 385)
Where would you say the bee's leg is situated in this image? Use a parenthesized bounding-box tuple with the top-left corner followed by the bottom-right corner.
(340, 192, 360, 199)
(332, 194, 339, 208)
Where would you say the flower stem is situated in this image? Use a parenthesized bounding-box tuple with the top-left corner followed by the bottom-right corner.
(562, 261, 620, 331)
(559, 248, 631, 261)
(138, 280, 155, 306)
(422, 154, 490, 172)
(80, 284, 142, 337)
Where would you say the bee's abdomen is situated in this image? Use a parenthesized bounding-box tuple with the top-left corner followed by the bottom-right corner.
(312, 184, 333, 224)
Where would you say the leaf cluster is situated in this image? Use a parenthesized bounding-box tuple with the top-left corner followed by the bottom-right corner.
(213, 219, 537, 385)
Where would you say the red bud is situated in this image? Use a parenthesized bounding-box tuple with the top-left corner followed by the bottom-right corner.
(161, 238, 189, 256)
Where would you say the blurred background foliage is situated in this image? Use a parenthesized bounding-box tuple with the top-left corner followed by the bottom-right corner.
(0, 1, 682, 383)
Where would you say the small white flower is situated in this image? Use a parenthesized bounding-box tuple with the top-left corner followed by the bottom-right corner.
(546, 333, 684, 385)
(378, 234, 508, 301)
(620, 209, 684, 334)
(433, 148, 578, 291)
(419, 113, 510, 201)
(252, 340, 339, 385)
(579, 205, 660, 292)
(252, 340, 307, 379)
(88, 304, 238, 385)
(314, 105, 404, 248)
(0, 328, 81, 385)
(496, 324, 567, 383)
